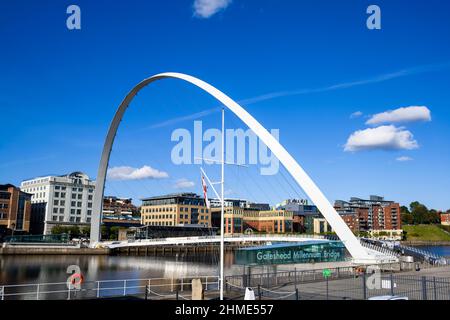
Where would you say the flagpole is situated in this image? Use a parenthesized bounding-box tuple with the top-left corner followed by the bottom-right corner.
(220, 107, 225, 300)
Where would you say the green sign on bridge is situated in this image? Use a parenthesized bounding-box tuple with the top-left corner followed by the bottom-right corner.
(235, 240, 345, 266)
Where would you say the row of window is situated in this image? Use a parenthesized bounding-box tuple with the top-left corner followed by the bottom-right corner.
(51, 216, 91, 223)
(142, 214, 210, 220)
(53, 200, 93, 208)
(52, 207, 92, 215)
(142, 206, 209, 214)
(22, 178, 49, 186)
(143, 221, 209, 227)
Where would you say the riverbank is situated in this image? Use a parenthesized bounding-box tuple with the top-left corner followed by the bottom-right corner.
(403, 224, 450, 242)
(0, 246, 110, 255)
(402, 240, 450, 246)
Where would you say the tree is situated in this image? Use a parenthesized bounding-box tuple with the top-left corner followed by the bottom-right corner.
(80, 226, 90, 237)
(401, 213, 414, 225)
(410, 201, 430, 224)
(427, 209, 441, 224)
(410, 201, 421, 212)
(109, 226, 120, 240)
(51, 225, 66, 235)
(401, 206, 410, 214)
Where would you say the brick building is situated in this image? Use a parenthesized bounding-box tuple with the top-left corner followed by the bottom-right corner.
(0, 184, 32, 239)
(441, 213, 450, 226)
(334, 195, 401, 232)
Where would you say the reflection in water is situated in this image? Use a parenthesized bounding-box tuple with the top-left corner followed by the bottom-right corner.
(0, 252, 245, 285)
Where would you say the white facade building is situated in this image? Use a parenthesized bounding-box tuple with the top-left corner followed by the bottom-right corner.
(20, 172, 95, 234)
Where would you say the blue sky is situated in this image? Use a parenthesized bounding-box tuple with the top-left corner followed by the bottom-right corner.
(1, 0, 450, 210)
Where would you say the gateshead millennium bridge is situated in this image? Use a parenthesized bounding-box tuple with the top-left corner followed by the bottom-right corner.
(90, 72, 392, 264)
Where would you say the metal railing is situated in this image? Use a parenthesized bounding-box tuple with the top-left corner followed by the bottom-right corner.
(0, 275, 220, 300)
(103, 233, 327, 247)
(225, 266, 450, 300)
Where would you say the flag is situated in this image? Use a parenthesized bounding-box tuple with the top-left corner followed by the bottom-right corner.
(201, 174, 210, 209)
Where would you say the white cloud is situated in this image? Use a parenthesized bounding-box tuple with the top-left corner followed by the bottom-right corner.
(366, 106, 431, 125)
(350, 111, 363, 119)
(396, 156, 413, 162)
(344, 125, 419, 152)
(174, 178, 195, 189)
(193, 0, 232, 18)
(107, 166, 168, 180)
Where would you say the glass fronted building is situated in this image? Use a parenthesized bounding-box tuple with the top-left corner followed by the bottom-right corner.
(235, 240, 346, 265)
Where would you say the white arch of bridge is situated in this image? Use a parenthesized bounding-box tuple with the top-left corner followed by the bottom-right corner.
(90, 72, 374, 263)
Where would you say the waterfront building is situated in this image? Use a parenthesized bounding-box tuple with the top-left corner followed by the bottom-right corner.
(209, 198, 280, 235)
(140, 193, 211, 227)
(211, 206, 244, 234)
(334, 195, 401, 232)
(276, 199, 319, 233)
(313, 217, 331, 234)
(20, 172, 95, 235)
(243, 209, 293, 233)
(103, 196, 139, 218)
(0, 184, 32, 239)
(130, 224, 218, 239)
(441, 213, 450, 226)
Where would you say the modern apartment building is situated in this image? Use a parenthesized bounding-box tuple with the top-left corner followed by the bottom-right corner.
(103, 196, 139, 217)
(0, 184, 32, 238)
(140, 193, 211, 227)
(334, 195, 401, 232)
(20, 172, 95, 234)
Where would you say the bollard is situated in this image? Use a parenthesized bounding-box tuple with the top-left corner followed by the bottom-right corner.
(295, 288, 299, 300)
(191, 279, 204, 300)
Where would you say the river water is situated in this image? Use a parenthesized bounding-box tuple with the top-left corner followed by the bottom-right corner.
(0, 252, 237, 286)
(417, 245, 450, 258)
(1, 246, 449, 286)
